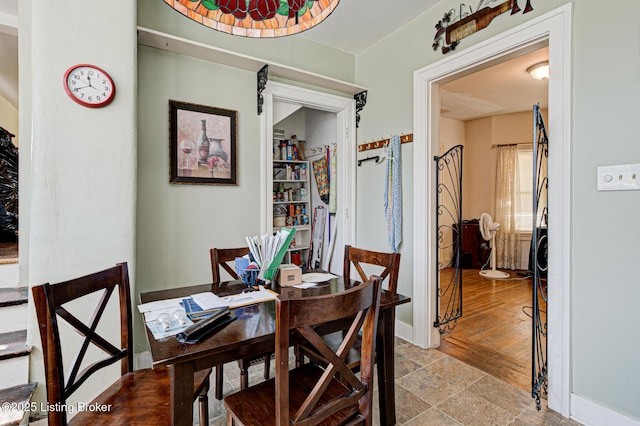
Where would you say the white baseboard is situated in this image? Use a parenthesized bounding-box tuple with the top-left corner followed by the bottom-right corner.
(571, 393, 640, 426)
(395, 319, 413, 344)
(134, 351, 152, 370)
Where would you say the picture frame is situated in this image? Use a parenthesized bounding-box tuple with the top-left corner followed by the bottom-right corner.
(169, 100, 238, 185)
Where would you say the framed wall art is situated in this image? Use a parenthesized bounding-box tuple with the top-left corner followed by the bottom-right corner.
(169, 100, 238, 185)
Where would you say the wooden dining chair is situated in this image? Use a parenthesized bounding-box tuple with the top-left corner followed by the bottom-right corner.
(296, 245, 401, 370)
(343, 245, 401, 294)
(210, 247, 273, 400)
(32, 262, 211, 426)
(224, 276, 382, 425)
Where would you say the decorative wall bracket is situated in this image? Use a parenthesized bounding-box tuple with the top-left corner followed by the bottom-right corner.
(257, 64, 269, 115)
(354, 91, 367, 128)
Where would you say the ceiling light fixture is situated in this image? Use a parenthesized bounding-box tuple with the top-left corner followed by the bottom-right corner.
(165, 0, 340, 38)
(527, 61, 549, 80)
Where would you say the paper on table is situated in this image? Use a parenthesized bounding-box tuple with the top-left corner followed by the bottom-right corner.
(137, 297, 184, 313)
(191, 292, 228, 310)
(220, 286, 277, 308)
(189, 287, 276, 310)
(293, 282, 318, 289)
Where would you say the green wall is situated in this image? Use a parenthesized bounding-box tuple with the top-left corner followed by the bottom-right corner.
(135, 47, 262, 350)
(135, 3, 358, 352)
(136, 0, 640, 420)
(356, 0, 640, 421)
(137, 0, 355, 84)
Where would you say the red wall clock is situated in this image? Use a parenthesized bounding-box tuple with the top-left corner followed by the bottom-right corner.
(63, 64, 116, 108)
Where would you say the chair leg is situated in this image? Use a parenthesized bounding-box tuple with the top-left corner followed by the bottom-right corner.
(239, 359, 250, 390)
(263, 355, 271, 380)
(294, 346, 304, 367)
(198, 379, 209, 426)
(215, 365, 224, 400)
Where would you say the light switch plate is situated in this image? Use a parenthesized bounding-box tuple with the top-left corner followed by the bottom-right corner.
(597, 163, 640, 191)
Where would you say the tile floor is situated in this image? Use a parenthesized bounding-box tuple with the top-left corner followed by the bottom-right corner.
(197, 337, 582, 425)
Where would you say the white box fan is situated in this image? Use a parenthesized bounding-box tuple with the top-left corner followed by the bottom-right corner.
(478, 212, 510, 279)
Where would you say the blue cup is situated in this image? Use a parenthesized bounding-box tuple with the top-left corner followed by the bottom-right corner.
(235, 257, 250, 276)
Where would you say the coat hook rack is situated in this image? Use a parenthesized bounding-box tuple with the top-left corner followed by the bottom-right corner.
(358, 133, 413, 152)
(357, 155, 381, 167)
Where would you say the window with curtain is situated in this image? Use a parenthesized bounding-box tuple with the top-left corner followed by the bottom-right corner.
(515, 149, 534, 232)
(494, 145, 522, 270)
(495, 145, 544, 270)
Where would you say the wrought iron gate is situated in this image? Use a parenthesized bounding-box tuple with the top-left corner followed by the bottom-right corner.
(531, 104, 548, 409)
(434, 145, 463, 332)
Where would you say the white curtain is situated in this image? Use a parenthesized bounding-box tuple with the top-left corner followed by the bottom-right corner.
(495, 145, 521, 269)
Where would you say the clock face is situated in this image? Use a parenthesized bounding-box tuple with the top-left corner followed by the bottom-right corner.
(63, 64, 115, 108)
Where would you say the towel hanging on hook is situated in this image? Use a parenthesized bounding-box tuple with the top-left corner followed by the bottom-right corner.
(385, 135, 402, 252)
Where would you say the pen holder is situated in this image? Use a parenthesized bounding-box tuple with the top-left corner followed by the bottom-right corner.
(240, 268, 260, 288)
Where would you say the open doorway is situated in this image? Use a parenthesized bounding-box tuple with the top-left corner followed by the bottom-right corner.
(260, 82, 357, 273)
(412, 4, 572, 415)
(435, 47, 549, 392)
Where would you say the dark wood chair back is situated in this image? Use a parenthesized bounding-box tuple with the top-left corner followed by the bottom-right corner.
(210, 247, 250, 289)
(344, 245, 401, 294)
(275, 276, 382, 425)
(32, 263, 133, 425)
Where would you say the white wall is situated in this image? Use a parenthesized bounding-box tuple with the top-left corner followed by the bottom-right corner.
(24, 0, 137, 412)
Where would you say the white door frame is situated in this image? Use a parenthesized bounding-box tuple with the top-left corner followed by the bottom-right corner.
(260, 81, 357, 260)
(412, 4, 572, 417)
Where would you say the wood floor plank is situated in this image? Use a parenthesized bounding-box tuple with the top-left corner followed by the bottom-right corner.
(0, 241, 18, 264)
(437, 269, 545, 392)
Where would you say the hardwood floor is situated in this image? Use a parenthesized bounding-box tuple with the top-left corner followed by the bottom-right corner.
(0, 241, 18, 264)
(437, 268, 547, 393)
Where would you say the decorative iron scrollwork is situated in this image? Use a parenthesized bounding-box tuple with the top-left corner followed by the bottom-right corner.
(354, 91, 367, 128)
(434, 145, 464, 332)
(531, 104, 548, 410)
(257, 64, 269, 115)
(0, 128, 18, 237)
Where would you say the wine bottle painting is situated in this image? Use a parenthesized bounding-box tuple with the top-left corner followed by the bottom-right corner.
(433, 0, 533, 54)
(169, 100, 238, 186)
